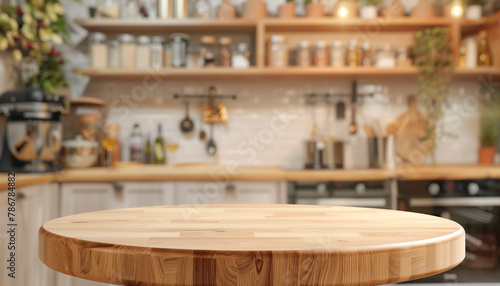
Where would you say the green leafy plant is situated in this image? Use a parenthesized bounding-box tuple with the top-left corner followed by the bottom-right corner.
(480, 87, 500, 147)
(0, 0, 71, 93)
(286, 0, 295, 3)
(365, 0, 382, 6)
(411, 27, 454, 159)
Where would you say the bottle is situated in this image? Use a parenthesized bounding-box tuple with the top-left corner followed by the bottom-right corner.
(478, 31, 491, 66)
(347, 40, 358, 67)
(129, 123, 143, 163)
(144, 133, 152, 164)
(154, 124, 166, 164)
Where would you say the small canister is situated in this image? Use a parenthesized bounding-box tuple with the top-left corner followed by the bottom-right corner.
(170, 33, 189, 68)
(136, 35, 151, 69)
(119, 33, 136, 69)
(199, 36, 216, 67)
(329, 41, 345, 67)
(217, 37, 232, 67)
(90, 32, 108, 69)
(151, 36, 165, 69)
(296, 40, 311, 67)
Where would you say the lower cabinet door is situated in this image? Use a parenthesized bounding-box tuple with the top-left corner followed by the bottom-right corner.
(121, 182, 175, 208)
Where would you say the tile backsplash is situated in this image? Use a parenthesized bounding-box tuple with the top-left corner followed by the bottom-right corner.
(85, 78, 481, 169)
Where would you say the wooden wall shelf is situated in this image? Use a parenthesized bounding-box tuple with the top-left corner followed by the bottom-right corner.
(76, 67, 500, 79)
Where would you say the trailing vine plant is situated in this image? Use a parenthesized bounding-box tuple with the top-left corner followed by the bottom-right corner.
(411, 27, 454, 161)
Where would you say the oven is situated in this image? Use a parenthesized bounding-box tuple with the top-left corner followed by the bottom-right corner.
(288, 180, 391, 209)
(398, 180, 500, 285)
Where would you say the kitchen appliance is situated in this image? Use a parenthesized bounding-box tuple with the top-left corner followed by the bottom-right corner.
(399, 180, 500, 284)
(289, 180, 391, 208)
(0, 88, 64, 173)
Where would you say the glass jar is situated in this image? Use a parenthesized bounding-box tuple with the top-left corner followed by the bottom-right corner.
(347, 40, 358, 67)
(199, 35, 216, 67)
(478, 31, 491, 66)
(170, 33, 189, 68)
(136, 36, 151, 69)
(151, 36, 165, 69)
(459, 42, 466, 68)
(314, 41, 328, 67)
(217, 37, 232, 67)
(189, 0, 211, 18)
(90, 32, 108, 69)
(268, 35, 287, 67)
(108, 39, 120, 68)
(163, 43, 172, 67)
(375, 44, 395, 68)
(122, 0, 139, 18)
(361, 42, 371, 67)
(329, 41, 345, 67)
(296, 41, 310, 67)
(97, 0, 121, 18)
(232, 43, 251, 68)
(396, 46, 412, 67)
(119, 34, 136, 69)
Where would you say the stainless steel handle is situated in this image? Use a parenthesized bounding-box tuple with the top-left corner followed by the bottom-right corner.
(410, 197, 500, 207)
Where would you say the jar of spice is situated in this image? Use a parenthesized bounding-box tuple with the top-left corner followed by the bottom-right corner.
(163, 43, 172, 67)
(268, 35, 287, 67)
(136, 35, 151, 69)
(396, 46, 412, 67)
(108, 39, 120, 68)
(170, 33, 189, 68)
(90, 32, 108, 69)
(217, 37, 232, 67)
(151, 36, 165, 69)
(199, 36, 216, 67)
(361, 42, 372, 67)
(347, 40, 358, 67)
(375, 44, 395, 68)
(296, 41, 311, 67)
(314, 41, 328, 67)
(232, 42, 251, 68)
(119, 34, 136, 69)
(329, 41, 345, 67)
(478, 31, 491, 66)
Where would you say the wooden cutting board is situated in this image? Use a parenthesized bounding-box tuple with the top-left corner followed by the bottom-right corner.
(40, 205, 464, 286)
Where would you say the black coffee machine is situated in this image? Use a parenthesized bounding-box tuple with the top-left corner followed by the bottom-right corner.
(0, 88, 65, 173)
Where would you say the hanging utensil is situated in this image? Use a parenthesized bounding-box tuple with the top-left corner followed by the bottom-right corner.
(198, 106, 206, 141)
(218, 102, 228, 123)
(206, 123, 216, 156)
(203, 86, 219, 123)
(349, 81, 358, 135)
(180, 101, 194, 133)
(336, 100, 345, 120)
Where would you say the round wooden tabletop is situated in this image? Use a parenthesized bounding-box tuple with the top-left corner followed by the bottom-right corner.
(39, 205, 465, 286)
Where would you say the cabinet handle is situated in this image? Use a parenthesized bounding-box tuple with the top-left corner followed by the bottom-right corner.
(17, 192, 26, 200)
(225, 184, 236, 192)
(113, 183, 123, 195)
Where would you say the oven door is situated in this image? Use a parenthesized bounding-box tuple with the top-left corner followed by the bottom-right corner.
(398, 180, 500, 284)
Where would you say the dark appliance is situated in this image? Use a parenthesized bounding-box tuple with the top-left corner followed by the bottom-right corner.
(398, 180, 500, 284)
(0, 89, 64, 173)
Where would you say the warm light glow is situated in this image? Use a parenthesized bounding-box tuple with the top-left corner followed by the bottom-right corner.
(338, 6, 348, 18)
(451, 3, 463, 18)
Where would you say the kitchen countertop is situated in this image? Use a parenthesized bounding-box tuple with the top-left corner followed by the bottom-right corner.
(1, 164, 499, 190)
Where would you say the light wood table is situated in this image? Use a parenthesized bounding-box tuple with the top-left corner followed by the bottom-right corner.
(39, 205, 465, 286)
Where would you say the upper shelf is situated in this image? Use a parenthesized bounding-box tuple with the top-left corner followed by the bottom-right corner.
(74, 18, 257, 33)
(75, 12, 500, 34)
(76, 66, 500, 79)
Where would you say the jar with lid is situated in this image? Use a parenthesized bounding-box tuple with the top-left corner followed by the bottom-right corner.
(170, 33, 189, 68)
(217, 37, 232, 67)
(361, 42, 372, 67)
(232, 43, 251, 68)
(396, 46, 412, 67)
(108, 39, 120, 68)
(314, 41, 328, 67)
(268, 35, 287, 67)
(97, 0, 121, 18)
(347, 40, 358, 67)
(136, 36, 151, 69)
(296, 41, 310, 67)
(122, 0, 139, 18)
(329, 41, 345, 67)
(119, 34, 136, 69)
(163, 43, 172, 67)
(375, 44, 395, 68)
(90, 32, 108, 69)
(151, 36, 165, 69)
(199, 36, 216, 67)
(189, 0, 211, 18)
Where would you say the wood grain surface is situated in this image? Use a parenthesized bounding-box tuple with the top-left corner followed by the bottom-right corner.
(39, 205, 465, 286)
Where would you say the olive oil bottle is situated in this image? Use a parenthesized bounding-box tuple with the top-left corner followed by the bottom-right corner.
(154, 124, 165, 165)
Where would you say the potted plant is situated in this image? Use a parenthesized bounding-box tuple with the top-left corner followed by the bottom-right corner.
(464, 0, 484, 19)
(410, 28, 453, 162)
(478, 90, 500, 165)
(333, 0, 359, 18)
(411, 0, 436, 18)
(305, 0, 325, 18)
(360, 0, 381, 19)
(242, 0, 268, 19)
(278, 0, 296, 18)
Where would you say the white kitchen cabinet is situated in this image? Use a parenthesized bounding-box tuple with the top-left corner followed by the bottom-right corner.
(0, 183, 59, 286)
(175, 181, 286, 205)
(57, 182, 175, 286)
